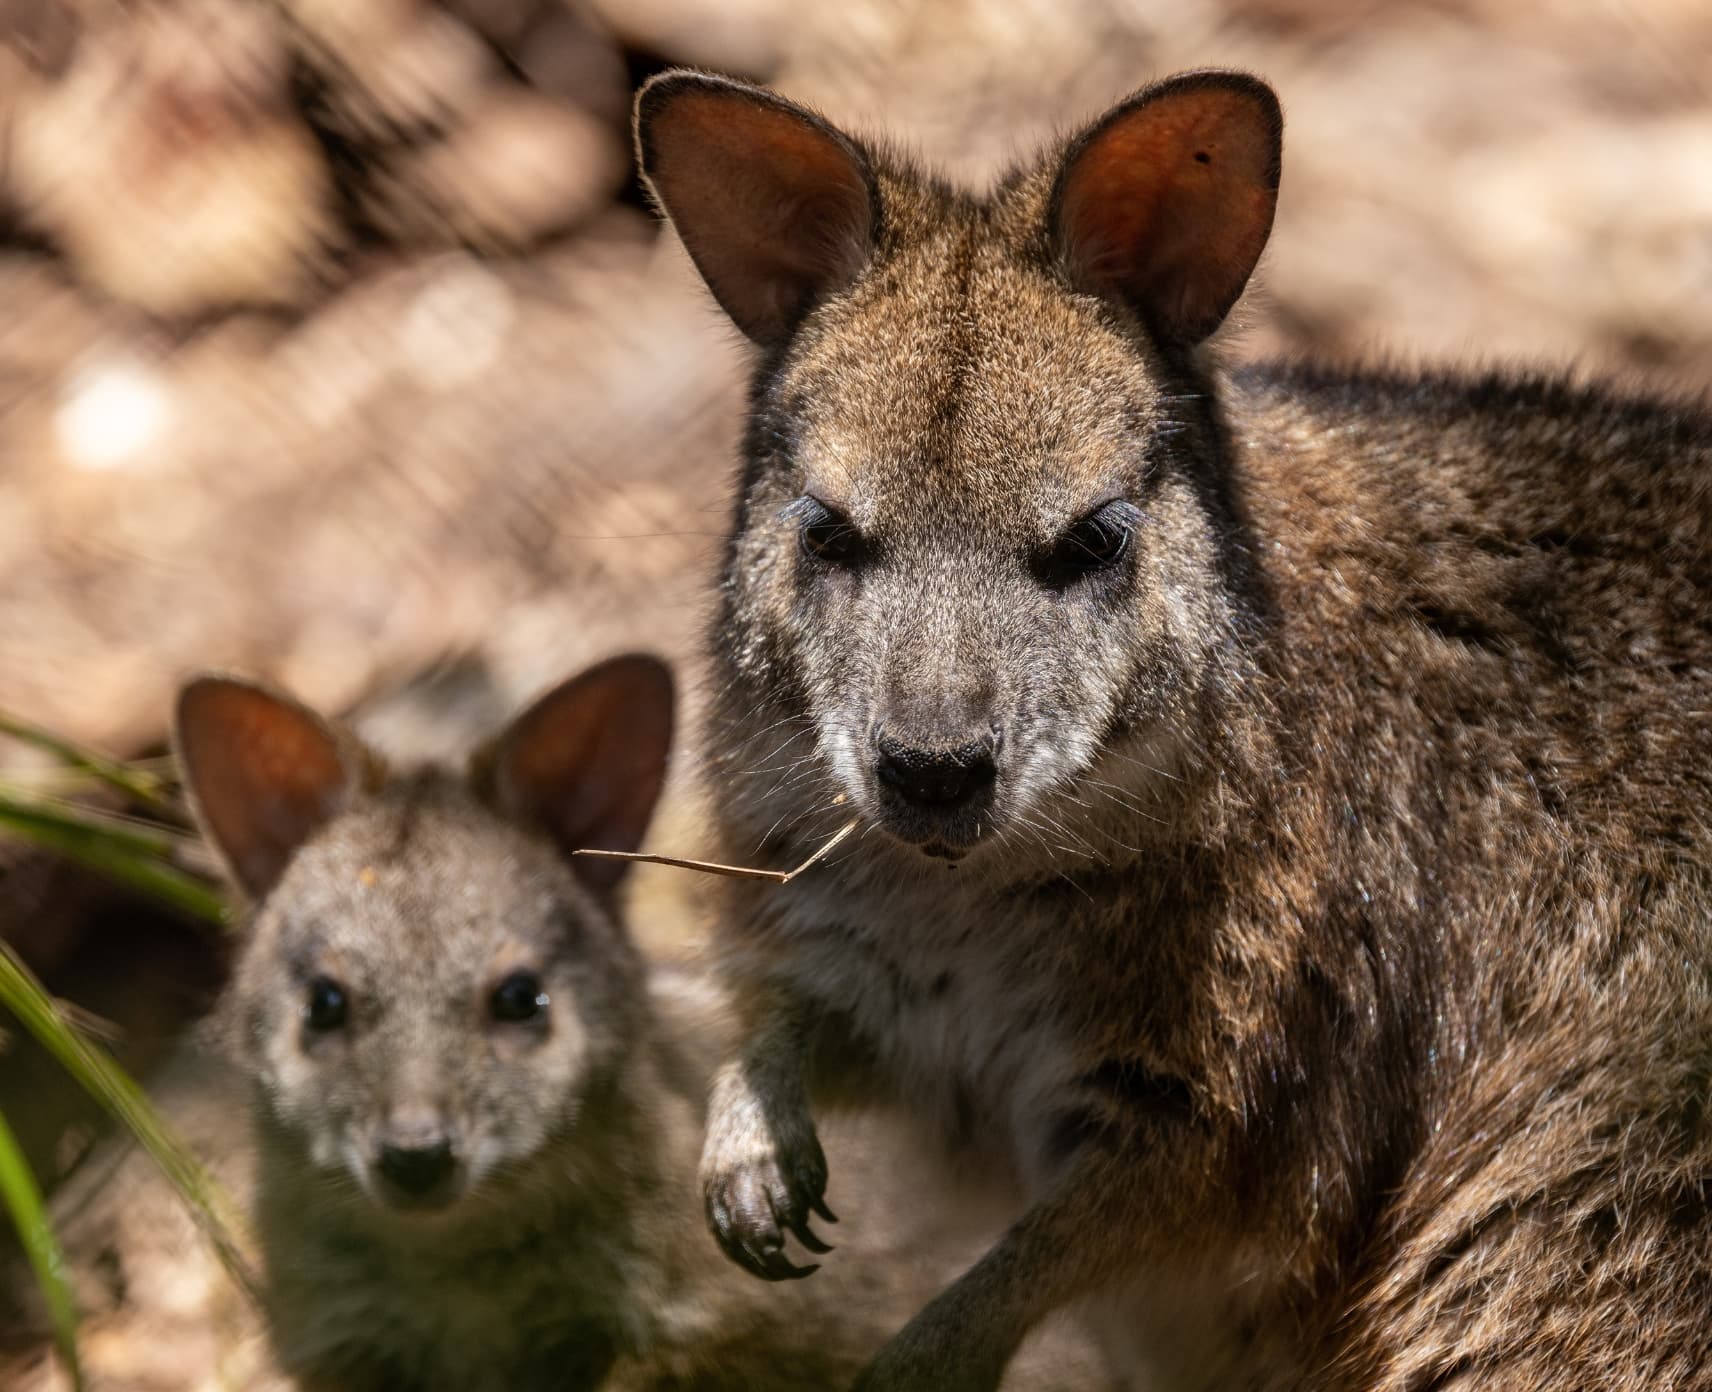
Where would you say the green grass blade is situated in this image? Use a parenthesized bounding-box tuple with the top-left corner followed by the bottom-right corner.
(0, 790, 184, 858)
(0, 945, 260, 1307)
(0, 711, 175, 815)
(0, 792, 227, 927)
(0, 1106, 82, 1388)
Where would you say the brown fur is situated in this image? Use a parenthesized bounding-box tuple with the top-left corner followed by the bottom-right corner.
(637, 70, 1712, 1391)
(174, 660, 1102, 1391)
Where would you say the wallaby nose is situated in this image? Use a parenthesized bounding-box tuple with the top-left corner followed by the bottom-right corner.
(874, 728, 998, 808)
(377, 1139, 456, 1199)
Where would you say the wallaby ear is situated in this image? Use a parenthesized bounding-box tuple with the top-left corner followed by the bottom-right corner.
(1050, 70, 1282, 346)
(174, 676, 363, 901)
(635, 70, 877, 347)
(487, 654, 675, 893)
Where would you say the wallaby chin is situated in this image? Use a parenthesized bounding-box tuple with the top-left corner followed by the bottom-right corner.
(644, 67, 1712, 1392)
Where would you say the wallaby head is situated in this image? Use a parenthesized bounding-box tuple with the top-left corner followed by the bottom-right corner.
(638, 71, 1280, 862)
(173, 655, 674, 1217)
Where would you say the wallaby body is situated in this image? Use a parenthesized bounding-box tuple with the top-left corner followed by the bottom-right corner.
(636, 72, 1712, 1390)
(175, 660, 1101, 1391)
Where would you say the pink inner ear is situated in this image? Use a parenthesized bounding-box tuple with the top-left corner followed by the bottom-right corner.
(177, 681, 352, 897)
(641, 78, 873, 344)
(1055, 79, 1280, 344)
(495, 656, 674, 891)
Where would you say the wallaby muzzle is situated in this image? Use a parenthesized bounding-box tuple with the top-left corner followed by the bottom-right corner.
(864, 708, 1003, 850)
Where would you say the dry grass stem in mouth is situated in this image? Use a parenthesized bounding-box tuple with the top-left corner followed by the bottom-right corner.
(573, 816, 861, 884)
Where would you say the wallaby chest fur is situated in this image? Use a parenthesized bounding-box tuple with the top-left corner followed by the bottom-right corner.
(637, 69, 1712, 1392)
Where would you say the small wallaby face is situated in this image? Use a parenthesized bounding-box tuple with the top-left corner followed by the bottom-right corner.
(174, 656, 673, 1217)
(639, 72, 1279, 857)
(226, 792, 634, 1214)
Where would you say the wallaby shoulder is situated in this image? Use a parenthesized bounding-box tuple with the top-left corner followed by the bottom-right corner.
(1227, 359, 1712, 529)
(1221, 361, 1712, 831)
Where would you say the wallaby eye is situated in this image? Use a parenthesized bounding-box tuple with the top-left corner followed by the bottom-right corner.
(1035, 501, 1139, 588)
(489, 970, 549, 1024)
(304, 976, 349, 1032)
(788, 496, 864, 567)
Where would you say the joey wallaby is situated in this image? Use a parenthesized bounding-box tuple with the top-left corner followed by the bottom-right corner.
(173, 658, 1098, 1391)
(636, 70, 1712, 1391)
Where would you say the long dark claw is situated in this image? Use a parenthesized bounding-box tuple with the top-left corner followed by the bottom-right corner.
(732, 1220, 799, 1280)
(810, 1194, 839, 1224)
(741, 1240, 778, 1278)
(710, 1186, 773, 1276)
(788, 1214, 834, 1254)
(757, 1251, 820, 1281)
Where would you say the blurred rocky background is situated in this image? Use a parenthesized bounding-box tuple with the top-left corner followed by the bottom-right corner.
(0, 0, 1708, 1385)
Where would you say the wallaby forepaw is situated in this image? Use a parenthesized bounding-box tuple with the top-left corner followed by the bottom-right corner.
(704, 1149, 832, 1281)
(700, 1071, 834, 1281)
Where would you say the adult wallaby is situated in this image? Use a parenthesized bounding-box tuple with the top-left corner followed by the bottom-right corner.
(173, 657, 1102, 1390)
(635, 68, 1712, 1391)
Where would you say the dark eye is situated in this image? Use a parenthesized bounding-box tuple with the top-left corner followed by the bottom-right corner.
(789, 496, 864, 567)
(304, 976, 348, 1032)
(1035, 501, 1138, 587)
(489, 970, 548, 1024)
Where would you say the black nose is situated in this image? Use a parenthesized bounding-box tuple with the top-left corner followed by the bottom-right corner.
(378, 1140, 455, 1198)
(874, 730, 998, 808)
